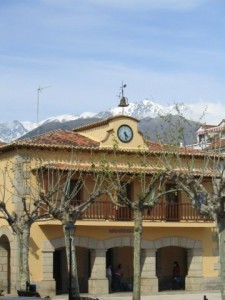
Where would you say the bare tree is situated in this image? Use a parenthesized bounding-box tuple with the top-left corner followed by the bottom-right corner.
(0, 149, 107, 299)
(156, 107, 225, 299)
(102, 148, 178, 300)
(0, 159, 50, 291)
(173, 154, 225, 299)
(38, 165, 107, 299)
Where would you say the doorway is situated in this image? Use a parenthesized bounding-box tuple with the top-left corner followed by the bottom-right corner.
(53, 246, 90, 294)
(156, 246, 187, 291)
(0, 235, 10, 294)
(106, 246, 133, 292)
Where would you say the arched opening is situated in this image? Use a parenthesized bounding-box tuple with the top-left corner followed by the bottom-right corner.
(0, 235, 10, 294)
(76, 247, 90, 293)
(106, 246, 133, 292)
(53, 247, 65, 294)
(156, 246, 187, 291)
(53, 246, 90, 295)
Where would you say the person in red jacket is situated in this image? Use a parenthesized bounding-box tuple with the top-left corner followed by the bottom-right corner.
(172, 261, 181, 289)
(114, 264, 124, 291)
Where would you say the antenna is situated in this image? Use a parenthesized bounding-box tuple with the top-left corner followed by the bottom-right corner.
(36, 85, 50, 134)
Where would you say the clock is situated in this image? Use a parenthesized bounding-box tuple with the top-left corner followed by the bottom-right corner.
(117, 125, 133, 143)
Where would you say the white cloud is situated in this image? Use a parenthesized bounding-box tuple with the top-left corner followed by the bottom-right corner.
(184, 102, 225, 124)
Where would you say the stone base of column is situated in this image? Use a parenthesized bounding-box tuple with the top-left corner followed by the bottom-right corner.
(38, 279, 56, 297)
(185, 275, 203, 291)
(88, 278, 108, 295)
(141, 277, 158, 293)
(202, 276, 221, 290)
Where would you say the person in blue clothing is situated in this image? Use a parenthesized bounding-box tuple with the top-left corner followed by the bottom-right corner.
(172, 261, 181, 289)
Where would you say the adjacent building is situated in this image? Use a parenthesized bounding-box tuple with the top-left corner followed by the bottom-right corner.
(192, 119, 225, 152)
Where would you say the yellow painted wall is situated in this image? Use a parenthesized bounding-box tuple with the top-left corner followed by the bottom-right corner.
(0, 115, 220, 292)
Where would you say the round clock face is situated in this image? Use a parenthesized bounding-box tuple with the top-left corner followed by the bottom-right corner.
(117, 125, 133, 143)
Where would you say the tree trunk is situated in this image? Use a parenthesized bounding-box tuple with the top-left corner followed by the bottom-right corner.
(218, 218, 225, 300)
(133, 208, 143, 300)
(64, 226, 80, 299)
(20, 224, 30, 290)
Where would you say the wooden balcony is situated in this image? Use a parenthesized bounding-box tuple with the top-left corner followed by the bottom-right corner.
(80, 201, 212, 222)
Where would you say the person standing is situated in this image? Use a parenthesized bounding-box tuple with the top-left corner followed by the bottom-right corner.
(106, 265, 112, 293)
(114, 263, 124, 291)
(172, 261, 181, 289)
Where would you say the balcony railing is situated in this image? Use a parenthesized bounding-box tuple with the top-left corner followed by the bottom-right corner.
(38, 201, 212, 222)
(80, 201, 212, 222)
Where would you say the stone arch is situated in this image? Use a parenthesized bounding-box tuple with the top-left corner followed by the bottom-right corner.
(151, 236, 203, 291)
(0, 226, 15, 295)
(43, 235, 202, 257)
(43, 236, 135, 252)
(152, 236, 202, 251)
(42, 235, 203, 294)
(0, 226, 14, 243)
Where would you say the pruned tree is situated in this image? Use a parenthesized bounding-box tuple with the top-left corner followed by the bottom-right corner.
(0, 158, 50, 291)
(0, 149, 108, 299)
(38, 164, 107, 299)
(155, 105, 225, 299)
(101, 147, 179, 300)
(173, 154, 225, 299)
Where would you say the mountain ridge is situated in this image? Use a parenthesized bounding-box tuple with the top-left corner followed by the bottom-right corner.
(0, 99, 199, 144)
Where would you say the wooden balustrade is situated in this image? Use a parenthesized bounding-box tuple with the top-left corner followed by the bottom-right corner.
(81, 201, 211, 222)
(38, 200, 211, 222)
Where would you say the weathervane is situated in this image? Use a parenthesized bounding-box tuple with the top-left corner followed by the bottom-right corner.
(118, 82, 129, 115)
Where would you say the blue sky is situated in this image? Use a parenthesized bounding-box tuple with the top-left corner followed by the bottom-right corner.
(0, 0, 225, 123)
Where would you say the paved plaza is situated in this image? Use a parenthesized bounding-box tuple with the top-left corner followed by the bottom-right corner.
(50, 291, 221, 300)
(2, 291, 222, 300)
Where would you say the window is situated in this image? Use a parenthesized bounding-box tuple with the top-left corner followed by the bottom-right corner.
(118, 182, 133, 201)
(116, 182, 133, 220)
(165, 184, 179, 221)
(220, 130, 225, 139)
(165, 184, 179, 204)
(68, 179, 82, 202)
(198, 134, 205, 143)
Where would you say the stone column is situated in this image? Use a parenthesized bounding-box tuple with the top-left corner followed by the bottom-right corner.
(141, 249, 158, 293)
(3, 228, 20, 295)
(88, 249, 108, 295)
(39, 246, 56, 296)
(185, 248, 203, 291)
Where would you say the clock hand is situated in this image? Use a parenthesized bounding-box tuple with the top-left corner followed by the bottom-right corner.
(124, 131, 128, 140)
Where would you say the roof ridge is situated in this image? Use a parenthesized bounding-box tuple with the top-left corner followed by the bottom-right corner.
(73, 115, 139, 132)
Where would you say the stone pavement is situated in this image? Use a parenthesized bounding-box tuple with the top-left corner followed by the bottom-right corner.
(50, 291, 222, 300)
(2, 291, 222, 300)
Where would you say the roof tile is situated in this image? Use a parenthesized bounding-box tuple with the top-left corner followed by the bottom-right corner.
(13, 130, 99, 148)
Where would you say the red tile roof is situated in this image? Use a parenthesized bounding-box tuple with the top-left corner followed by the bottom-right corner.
(10, 130, 99, 149)
(198, 124, 216, 130)
(37, 162, 215, 177)
(0, 128, 216, 158)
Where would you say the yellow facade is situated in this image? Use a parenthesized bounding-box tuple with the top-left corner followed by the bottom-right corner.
(0, 115, 220, 296)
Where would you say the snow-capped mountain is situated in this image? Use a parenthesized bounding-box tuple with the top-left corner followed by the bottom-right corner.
(96, 99, 181, 119)
(0, 100, 194, 143)
(0, 121, 29, 143)
(109, 99, 165, 119)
